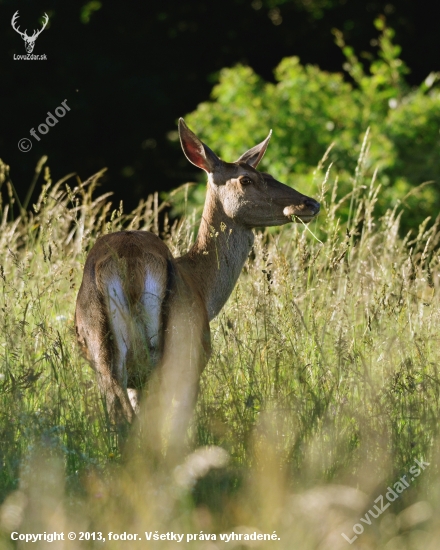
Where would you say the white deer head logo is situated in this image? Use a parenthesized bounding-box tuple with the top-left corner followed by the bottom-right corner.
(11, 11, 49, 54)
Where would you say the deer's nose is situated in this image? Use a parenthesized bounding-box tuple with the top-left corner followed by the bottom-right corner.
(304, 198, 320, 215)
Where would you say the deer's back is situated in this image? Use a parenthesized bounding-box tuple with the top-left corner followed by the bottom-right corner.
(80, 230, 173, 301)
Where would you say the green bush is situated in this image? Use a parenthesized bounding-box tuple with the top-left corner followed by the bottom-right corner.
(180, 18, 440, 234)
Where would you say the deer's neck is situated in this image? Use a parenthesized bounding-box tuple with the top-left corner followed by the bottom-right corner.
(177, 187, 254, 321)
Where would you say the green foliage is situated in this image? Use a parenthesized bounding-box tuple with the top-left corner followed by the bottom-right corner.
(183, 18, 440, 233)
(80, 1, 102, 24)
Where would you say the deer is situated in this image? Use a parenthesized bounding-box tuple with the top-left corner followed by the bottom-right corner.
(11, 11, 48, 54)
(75, 119, 320, 451)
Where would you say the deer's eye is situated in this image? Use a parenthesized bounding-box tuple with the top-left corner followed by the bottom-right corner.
(240, 176, 253, 186)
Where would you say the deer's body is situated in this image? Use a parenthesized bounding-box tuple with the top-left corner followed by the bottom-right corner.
(75, 120, 320, 446)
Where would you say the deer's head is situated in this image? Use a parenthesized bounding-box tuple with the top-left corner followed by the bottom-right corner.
(11, 11, 49, 54)
(179, 119, 320, 228)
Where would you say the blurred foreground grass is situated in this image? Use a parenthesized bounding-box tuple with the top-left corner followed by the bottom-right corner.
(0, 142, 440, 549)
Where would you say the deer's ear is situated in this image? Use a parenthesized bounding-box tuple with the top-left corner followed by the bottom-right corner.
(236, 130, 272, 168)
(179, 118, 219, 173)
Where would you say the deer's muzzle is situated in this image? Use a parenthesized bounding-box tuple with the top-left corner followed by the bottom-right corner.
(283, 198, 320, 223)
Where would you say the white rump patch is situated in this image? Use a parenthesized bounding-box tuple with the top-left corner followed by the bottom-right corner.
(105, 271, 165, 381)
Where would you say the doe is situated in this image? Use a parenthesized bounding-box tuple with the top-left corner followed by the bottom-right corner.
(75, 119, 320, 447)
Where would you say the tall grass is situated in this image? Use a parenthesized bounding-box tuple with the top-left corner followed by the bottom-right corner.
(0, 143, 440, 549)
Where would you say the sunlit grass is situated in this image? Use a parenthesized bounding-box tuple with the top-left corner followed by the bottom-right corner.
(1, 143, 440, 549)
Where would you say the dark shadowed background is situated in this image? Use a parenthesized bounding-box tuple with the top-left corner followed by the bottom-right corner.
(1, 0, 438, 212)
